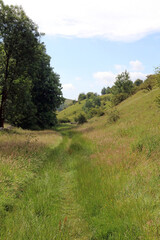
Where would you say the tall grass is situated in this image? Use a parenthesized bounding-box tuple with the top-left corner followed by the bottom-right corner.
(0, 128, 62, 234)
(1, 88, 160, 239)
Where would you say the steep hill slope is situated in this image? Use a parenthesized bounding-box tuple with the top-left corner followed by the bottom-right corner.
(76, 88, 160, 239)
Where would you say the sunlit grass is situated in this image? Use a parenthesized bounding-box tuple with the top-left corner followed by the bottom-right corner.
(1, 88, 160, 239)
(74, 88, 160, 239)
(0, 127, 62, 231)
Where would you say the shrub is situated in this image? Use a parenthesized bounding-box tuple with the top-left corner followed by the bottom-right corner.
(139, 74, 157, 91)
(96, 109, 105, 117)
(112, 93, 128, 106)
(107, 109, 120, 123)
(75, 113, 87, 124)
(58, 117, 70, 123)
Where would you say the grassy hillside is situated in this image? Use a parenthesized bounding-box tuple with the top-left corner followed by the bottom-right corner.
(57, 98, 74, 112)
(58, 99, 86, 122)
(57, 94, 112, 122)
(76, 88, 160, 239)
(1, 88, 160, 239)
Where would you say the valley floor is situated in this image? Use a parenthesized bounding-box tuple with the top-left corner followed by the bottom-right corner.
(1, 89, 160, 239)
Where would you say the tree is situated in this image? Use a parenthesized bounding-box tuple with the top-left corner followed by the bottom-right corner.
(78, 93, 86, 102)
(31, 43, 63, 129)
(101, 87, 111, 95)
(101, 87, 106, 95)
(112, 70, 133, 95)
(5, 76, 37, 129)
(134, 79, 143, 86)
(0, 1, 63, 129)
(86, 92, 96, 99)
(75, 113, 87, 124)
(106, 87, 111, 94)
(0, 1, 40, 127)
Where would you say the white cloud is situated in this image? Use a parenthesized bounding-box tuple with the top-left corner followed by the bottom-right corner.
(129, 60, 144, 71)
(62, 83, 75, 91)
(4, 0, 160, 41)
(93, 70, 148, 87)
(93, 72, 116, 87)
(130, 72, 148, 81)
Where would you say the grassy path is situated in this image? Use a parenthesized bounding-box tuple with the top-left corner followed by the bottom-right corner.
(59, 169, 91, 240)
(0, 129, 92, 240)
(1, 124, 160, 239)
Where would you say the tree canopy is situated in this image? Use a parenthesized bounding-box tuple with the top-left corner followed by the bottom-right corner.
(112, 70, 134, 95)
(0, 1, 63, 129)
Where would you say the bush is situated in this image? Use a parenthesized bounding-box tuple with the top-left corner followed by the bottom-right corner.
(107, 109, 120, 123)
(96, 108, 105, 117)
(58, 117, 70, 123)
(112, 93, 128, 106)
(138, 74, 157, 91)
(75, 113, 87, 124)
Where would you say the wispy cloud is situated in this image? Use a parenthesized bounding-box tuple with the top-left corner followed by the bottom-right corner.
(4, 0, 160, 41)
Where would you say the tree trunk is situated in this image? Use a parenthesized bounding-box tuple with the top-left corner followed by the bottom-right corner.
(0, 110, 4, 128)
(0, 54, 10, 128)
(0, 91, 7, 128)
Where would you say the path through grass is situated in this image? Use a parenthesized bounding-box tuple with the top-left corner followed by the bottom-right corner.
(1, 115, 160, 239)
(0, 128, 92, 239)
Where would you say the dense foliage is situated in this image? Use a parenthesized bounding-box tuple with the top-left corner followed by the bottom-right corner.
(101, 86, 111, 95)
(75, 113, 87, 124)
(78, 93, 86, 102)
(82, 93, 102, 118)
(0, 1, 63, 129)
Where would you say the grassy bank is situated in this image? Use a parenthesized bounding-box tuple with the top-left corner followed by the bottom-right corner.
(0, 128, 92, 239)
(77, 88, 160, 239)
(0, 128, 62, 232)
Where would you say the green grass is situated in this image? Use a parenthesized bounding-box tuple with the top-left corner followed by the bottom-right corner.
(0, 128, 62, 235)
(1, 88, 160, 239)
(57, 94, 112, 122)
(58, 99, 86, 122)
(0, 130, 92, 239)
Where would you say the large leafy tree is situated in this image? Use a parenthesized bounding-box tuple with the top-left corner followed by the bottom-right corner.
(0, 1, 63, 129)
(112, 70, 134, 95)
(0, 0, 40, 127)
(31, 43, 63, 129)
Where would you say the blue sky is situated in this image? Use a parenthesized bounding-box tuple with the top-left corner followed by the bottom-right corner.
(4, 0, 160, 99)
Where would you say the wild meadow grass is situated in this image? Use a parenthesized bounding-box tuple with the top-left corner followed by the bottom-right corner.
(75, 88, 160, 239)
(0, 127, 62, 234)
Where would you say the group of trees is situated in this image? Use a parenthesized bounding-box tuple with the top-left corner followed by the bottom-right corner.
(0, 1, 63, 129)
(77, 92, 103, 119)
(101, 71, 145, 105)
